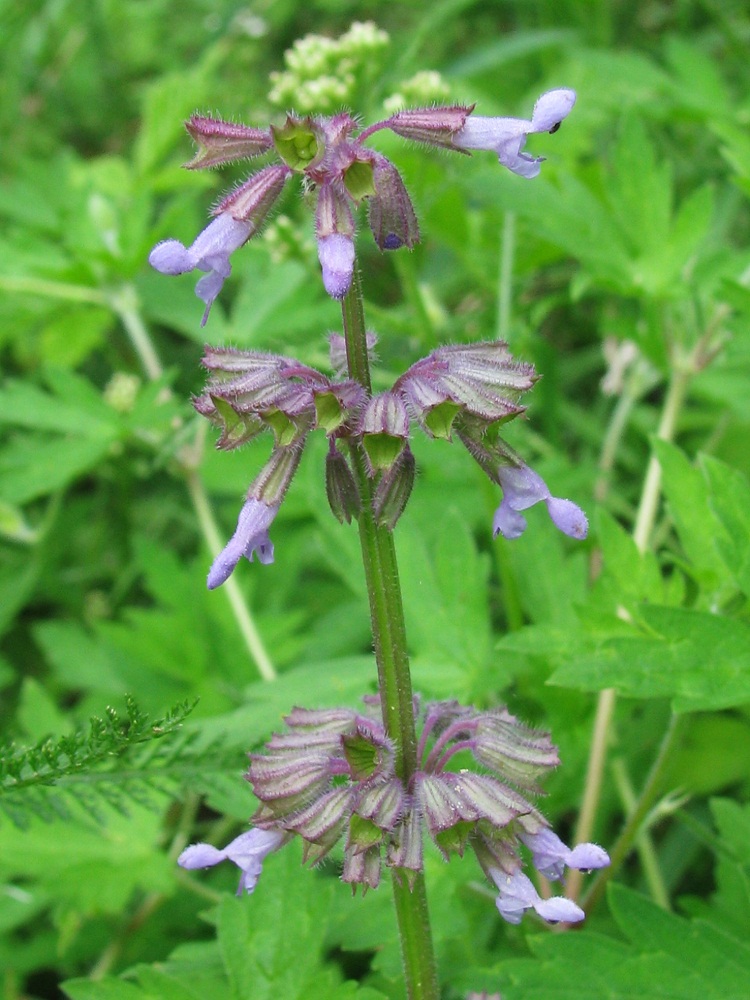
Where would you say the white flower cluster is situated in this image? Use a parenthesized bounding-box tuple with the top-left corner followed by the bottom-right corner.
(383, 70, 452, 114)
(268, 21, 390, 113)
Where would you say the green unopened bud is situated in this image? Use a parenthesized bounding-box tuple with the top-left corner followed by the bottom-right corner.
(372, 447, 415, 530)
(272, 115, 325, 170)
(326, 446, 361, 524)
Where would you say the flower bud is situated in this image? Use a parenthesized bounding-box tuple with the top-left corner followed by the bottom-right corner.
(372, 446, 415, 530)
(184, 115, 274, 169)
(368, 155, 419, 251)
(385, 104, 475, 149)
(215, 164, 291, 225)
(326, 445, 361, 524)
(342, 843, 381, 891)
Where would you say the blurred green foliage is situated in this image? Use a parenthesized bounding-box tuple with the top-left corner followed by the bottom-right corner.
(2, 1, 750, 997)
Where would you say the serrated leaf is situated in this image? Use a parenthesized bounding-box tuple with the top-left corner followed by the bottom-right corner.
(497, 884, 750, 1000)
(550, 604, 750, 711)
(700, 455, 750, 596)
(655, 441, 729, 590)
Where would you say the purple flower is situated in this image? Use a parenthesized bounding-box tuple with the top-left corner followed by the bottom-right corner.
(317, 233, 355, 299)
(493, 463, 588, 541)
(149, 214, 253, 327)
(521, 828, 610, 881)
(178, 828, 285, 895)
(490, 868, 585, 925)
(454, 88, 576, 178)
(207, 497, 278, 590)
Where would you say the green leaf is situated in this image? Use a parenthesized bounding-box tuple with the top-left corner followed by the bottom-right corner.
(497, 884, 750, 999)
(700, 455, 750, 596)
(655, 441, 729, 591)
(550, 604, 750, 711)
(397, 508, 493, 699)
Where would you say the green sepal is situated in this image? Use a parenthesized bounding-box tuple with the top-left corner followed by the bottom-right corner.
(348, 814, 385, 851)
(434, 820, 473, 859)
(314, 391, 346, 433)
(271, 116, 325, 171)
(341, 732, 385, 780)
(264, 409, 307, 447)
(343, 159, 376, 201)
(424, 400, 462, 440)
(211, 396, 265, 449)
(363, 432, 405, 472)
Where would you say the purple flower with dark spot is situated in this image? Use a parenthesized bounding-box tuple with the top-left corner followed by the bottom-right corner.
(207, 497, 278, 590)
(178, 828, 285, 895)
(149, 214, 253, 326)
(490, 868, 585, 925)
(455, 88, 576, 178)
(493, 463, 588, 540)
(521, 828, 610, 881)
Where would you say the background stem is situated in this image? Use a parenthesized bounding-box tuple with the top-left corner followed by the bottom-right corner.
(112, 285, 277, 682)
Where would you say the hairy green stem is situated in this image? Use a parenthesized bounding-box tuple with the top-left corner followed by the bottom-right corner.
(341, 270, 439, 1000)
(111, 285, 277, 682)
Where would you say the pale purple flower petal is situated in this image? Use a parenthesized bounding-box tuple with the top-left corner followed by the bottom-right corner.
(178, 829, 285, 896)
(546, 497, 588, 539)
(454, 88, 576, 178)
(522, 828, 610, 880)
(207, 497, 279, 590)
(492, 503, 527, 540)
(566, 842, 610, 872)
(318, 233, 355, 299)
(149, 214, 253, 326)
(530, 89, 577, 131)
(493, 463, 588, 541)
(490, 868, 585, 925)
(532, 894, 585, 924)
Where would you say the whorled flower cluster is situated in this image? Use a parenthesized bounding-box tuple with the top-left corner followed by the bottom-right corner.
(179, 696, 609, 923)
(148, 89, 576, 323)
(193, 337, 587, 588)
